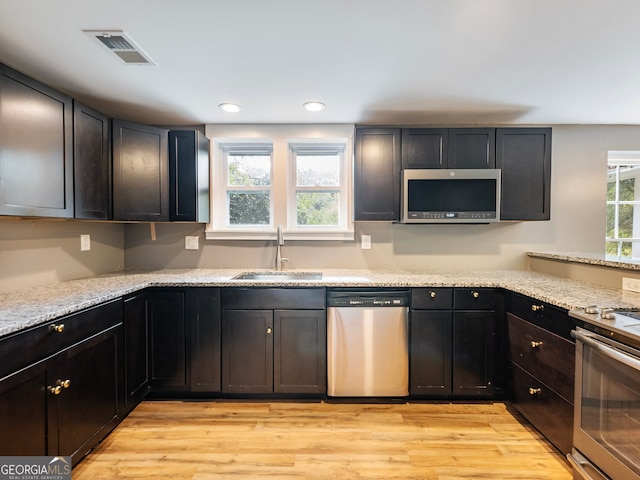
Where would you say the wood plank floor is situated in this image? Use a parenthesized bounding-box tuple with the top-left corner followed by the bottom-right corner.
(73, 401, 572, 480)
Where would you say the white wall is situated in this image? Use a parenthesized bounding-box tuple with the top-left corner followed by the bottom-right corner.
(124, 125, 636, 272)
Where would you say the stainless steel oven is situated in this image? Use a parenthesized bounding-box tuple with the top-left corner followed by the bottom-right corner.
(570, 327, 640, 480)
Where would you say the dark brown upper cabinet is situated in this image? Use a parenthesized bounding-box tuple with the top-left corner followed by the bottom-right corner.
(401, 128, 495, 169)
(0, 64, 74, 218)
(447, 128, 496, 169)
(169, 130, 210, 222)
(496, 128, 551, 221)
(354, 127, 401, 221)
(401, 128, 448, 169)
(112, 119, 169, 221)
(74, 101, 111, 219)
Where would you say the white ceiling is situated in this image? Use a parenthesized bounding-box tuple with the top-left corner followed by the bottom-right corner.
(1, 0, 639, 126)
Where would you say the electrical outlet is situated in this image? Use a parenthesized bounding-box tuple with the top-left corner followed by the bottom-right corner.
(185, 236, 199, 250)
(80, 234, 91, 251)
(622, 277, 640, 293)
(361, 234, 371, 250)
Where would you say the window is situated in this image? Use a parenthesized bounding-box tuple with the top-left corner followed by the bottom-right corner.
(206, 125, 354, 240)
(607, 151, 640, 259)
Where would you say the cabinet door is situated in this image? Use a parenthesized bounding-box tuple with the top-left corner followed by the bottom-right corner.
(0, 64, 73, 218)
(410, 310, 452, 395)
(0, 360, 48, 456)
(401, 128, 448, 169)
(222, 310, 273, 394)
(148, 290, 188, 391)
(123, 292, 149, 410)
(452, 311, 497, 396)
(112, 119, 169, 221)
(169, 130, 210, 222)
(448, 128, 496, 169)
(274, 310, 326, 394)
(354, 128, 401, 221)
(496, 128, 551, 221)
(74, 101, 111, 219)
(189, 288, 221, 393)
(54, 324, 122, 465)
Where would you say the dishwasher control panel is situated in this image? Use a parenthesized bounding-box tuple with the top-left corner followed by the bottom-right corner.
(327, 290, 410, 307)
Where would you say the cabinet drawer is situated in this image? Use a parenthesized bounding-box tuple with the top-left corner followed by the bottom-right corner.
(453, 288, 496, 310)
(0, 299, 123, 378)
(508, 293, 574, 340)
(507, 313, 574, 402)
(411, 288, 452, 310)
(508, 361, 573, 455)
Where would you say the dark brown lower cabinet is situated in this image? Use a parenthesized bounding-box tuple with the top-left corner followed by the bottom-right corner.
(222, 309, 273, 394)
(274, 310, 326, 394)
(189, 288, 221, 393)
(53, 326, 122, 463)
(220, 288, 326, 396)
(0, 360, 48, 456)
(221, 309, 326, 395)
(410, 310, 452, 395)
(0, 300, 123, 465)
(506, 292, 575, 455)
(410, 288, 501, 398)
(453, 310, 498, 396)
(123, 292, 149, 411)
(147, 290, 188, 392)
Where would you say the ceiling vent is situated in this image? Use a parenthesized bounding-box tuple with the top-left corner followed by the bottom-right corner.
(83, 30, 155, 65)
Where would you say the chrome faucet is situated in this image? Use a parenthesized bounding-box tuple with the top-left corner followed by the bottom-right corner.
(275, 225, 288, 271)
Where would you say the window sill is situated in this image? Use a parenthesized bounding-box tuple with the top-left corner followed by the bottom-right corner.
(205, 229, 354, 241)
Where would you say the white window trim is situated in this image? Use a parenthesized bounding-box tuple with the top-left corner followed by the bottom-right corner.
(205, 124, 355, 241)
(606, 151, 640, 258)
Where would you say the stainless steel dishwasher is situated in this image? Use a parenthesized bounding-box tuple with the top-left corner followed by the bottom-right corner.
(327, 289, 410, 397)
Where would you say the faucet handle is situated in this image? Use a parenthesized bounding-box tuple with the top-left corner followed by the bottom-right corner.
(281, 257, 289, 268)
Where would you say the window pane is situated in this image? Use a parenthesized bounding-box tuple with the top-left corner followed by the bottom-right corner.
(228, 191, 270, 225)
(618, 204, 634, 238)
(620, 176, 635, 201)
(607, 179, 616, 201)
(296, 191, 339, 226)
(228, 155, 271, 186)
(296, 154, 340, 186)
(606, 204, 615, 237)
(606, 241, 620, 256)
(621, 242, 633, 257)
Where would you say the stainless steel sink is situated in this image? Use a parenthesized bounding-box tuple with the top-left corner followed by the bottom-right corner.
(232, 271, 322, 281)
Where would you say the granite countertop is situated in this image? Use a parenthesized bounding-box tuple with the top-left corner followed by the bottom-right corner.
(528, 250, 640, 271)
(3, 268, 640, 338)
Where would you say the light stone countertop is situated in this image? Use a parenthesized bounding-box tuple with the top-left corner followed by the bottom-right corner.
(3, 268, 640, 338)
(528, 250, 640, 271)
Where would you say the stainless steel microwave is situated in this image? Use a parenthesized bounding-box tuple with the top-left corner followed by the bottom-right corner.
(401, 169, 501, 223)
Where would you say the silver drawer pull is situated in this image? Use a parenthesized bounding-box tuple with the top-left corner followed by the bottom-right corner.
(529, 387, 542, 395)
(472, 291, 479, 299)
(531, 305, 544, 312)
(530, 341, 543, 348)
(429, 291, 436, 298)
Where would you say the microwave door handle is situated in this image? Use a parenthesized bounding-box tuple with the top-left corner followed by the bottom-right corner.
(573, 330, 640, 371)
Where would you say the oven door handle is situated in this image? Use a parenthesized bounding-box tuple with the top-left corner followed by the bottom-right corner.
(567, 452, 609, 480)
(573, 330, 640, 371)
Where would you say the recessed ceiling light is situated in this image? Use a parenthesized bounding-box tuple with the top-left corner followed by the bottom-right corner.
(219, 103, 241, 113)
(303, 101, 326, 112)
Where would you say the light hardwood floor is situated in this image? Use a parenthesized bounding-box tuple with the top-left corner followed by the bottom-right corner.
(73, 401, 572, 479)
